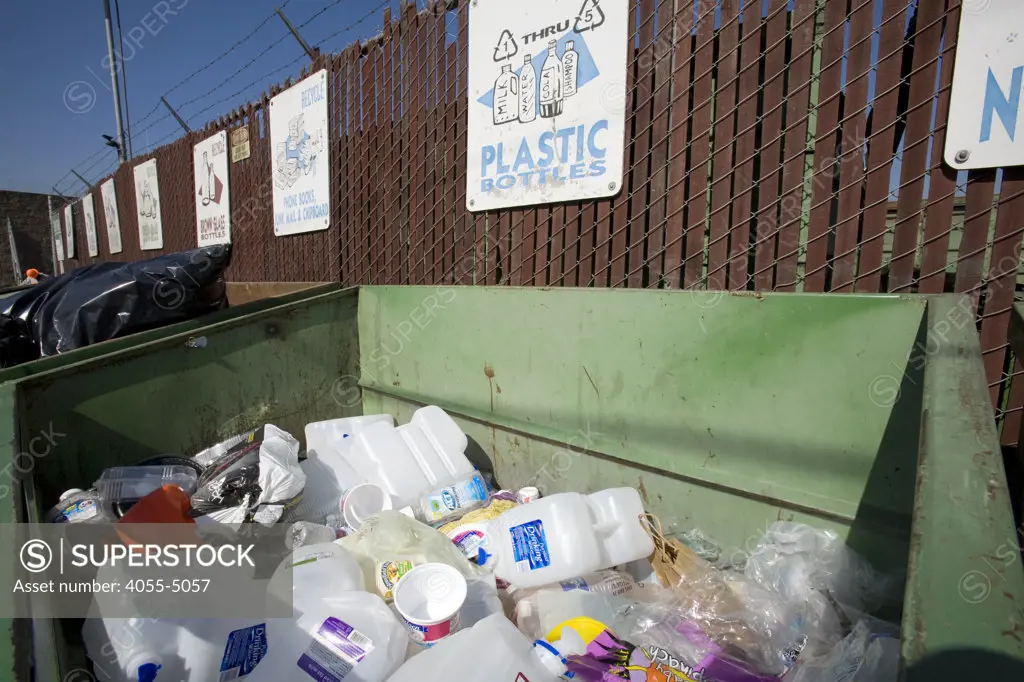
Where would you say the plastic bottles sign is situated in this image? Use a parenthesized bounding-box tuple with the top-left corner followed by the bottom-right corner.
(270, 69, 331, 237)
(467, 0, 628, 211)
(946, 0, 1024, 169)
(194, 130, 232, 246)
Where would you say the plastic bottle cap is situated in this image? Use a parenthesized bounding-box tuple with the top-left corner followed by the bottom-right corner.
(533, 640, 569, 677)
(137, 662, 161, 682)
(518, 486, 540, 504)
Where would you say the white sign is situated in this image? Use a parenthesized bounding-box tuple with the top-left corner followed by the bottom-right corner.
(101, 178, 123, 254)
(63, 203, 75, 258)
(194, 131, 232, 246)
(82, 194, 99, 257)
(270, 69, 330, 236)
(466, 0, 627, 211)
(133, 159, 164, 250)
(946, 0, 1024, 169)
(51, 211, 64, 262)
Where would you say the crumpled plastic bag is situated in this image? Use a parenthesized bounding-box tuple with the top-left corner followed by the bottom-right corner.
(190, 424, 305, 525)
(0, 245, 231, 365)
(785, 620, 899, 682)
(338, 510, 501, 627)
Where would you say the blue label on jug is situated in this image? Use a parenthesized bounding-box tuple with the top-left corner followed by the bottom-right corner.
(510, 519, 551, 572)
(560, 577, 590, 592)
(220, 623, 268, 679)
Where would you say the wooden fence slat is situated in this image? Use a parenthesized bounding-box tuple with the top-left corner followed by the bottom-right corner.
(549, 204, 565, 285)
(727, 1, 761, 290)
(979, 171, 1024, 413)
(804, 0, 847, 292)
(430, 7, 446, 284)
(645, 0, 675, 288)
(383, 13, 400, 285)
(410, 10, 428, 284)
(444, 42, 458, 282)
(361, 51, 375, 285)
(830, 0, 873, 292)
(563, 202, 581, 287)
(345, 47, 360, 286)
(918, 1, 960, 295)
(684, 3, 715, 288)
(752, 0, 788, 291)
(889, 0, 946, 292)
(625, 0, 657, 288)
(856, 0, 909, 293)
(533, 207, 551, 285)
(578, 203, 596, 286)
(709, 0, 740, 291)
(456, 0, 472, 284)
(775, 0, 817, 291)
(664, 2, 696, 288)
(954, 169, 997, 309)
(609, 0, 640, 287)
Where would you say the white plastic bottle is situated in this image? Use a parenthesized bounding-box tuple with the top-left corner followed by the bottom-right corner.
(481, 487, 654, 588)
(344, 406, 475, 508)
(292, 414, 394, 523)
(562, 40, 579, 97)
(249, 591, 407, 682)
(539, 39, 564, 118)
(519, 54, 537, 123)
(386, 613, 583, 682)
(493, 64, 520, 125)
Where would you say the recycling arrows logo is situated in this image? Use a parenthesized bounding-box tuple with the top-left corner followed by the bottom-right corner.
(493, 29, 519, 62)
(574, 0, 606, 32)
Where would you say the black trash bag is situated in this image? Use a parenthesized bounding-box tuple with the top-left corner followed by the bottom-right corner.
(0, 245, 231, 363)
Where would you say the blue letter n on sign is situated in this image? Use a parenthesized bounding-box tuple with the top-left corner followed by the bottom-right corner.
(981, 66, 1024, 143)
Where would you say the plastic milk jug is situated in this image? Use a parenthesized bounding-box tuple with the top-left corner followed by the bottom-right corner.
(481, 487, 654, 589)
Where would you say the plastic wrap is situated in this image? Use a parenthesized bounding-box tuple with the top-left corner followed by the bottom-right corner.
(785, 620, 899, 682)
(190, 424, 305, 525)
(0, 245, 230, 365)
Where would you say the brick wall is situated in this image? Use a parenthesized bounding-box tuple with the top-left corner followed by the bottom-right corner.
(0, 190, 56, 286)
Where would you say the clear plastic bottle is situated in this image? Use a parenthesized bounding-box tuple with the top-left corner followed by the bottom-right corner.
(418, 472, 489, 524)
(286, 521, 340, 549)
(493, 64, 520, 125)
(563, 40, 579, 97)
(540, 40, 564, 118)
(519, 54, 537, 123)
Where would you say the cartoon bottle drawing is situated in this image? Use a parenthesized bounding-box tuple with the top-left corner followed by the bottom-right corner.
(563, 40, 579, 98)
(519, 54, 537, 123)
(540, 40, 564, 119)
(202, 151, 214, 206)
(493, 64, 520, 125)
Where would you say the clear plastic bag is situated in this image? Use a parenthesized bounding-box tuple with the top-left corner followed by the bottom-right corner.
(190, 424, 305, 524)
(743, 523, 895, 615)
(785, 620, 899, 682)
(337, 510, 502, 627)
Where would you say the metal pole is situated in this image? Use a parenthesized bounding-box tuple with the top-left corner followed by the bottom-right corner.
(103, 0, 127, 163)
(70, 169, 93, 190)
(276, 8, 317, 61)
(161, 96, 192, 133)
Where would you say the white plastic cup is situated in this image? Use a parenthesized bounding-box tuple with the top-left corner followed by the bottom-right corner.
(392, 563, 467, 647)
(341, 483, 393, 530)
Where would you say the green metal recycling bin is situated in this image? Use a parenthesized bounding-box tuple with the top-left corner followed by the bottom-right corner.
(0, 282, 337, 384)
(1, 286, 1020, 680)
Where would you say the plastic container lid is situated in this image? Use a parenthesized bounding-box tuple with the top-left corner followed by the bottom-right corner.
(518, 486, 540, 503)
(94, 465, 199, 502)
(392, 563, 467, 626)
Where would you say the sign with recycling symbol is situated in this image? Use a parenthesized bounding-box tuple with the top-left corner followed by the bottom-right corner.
(467, 0, 627, 211)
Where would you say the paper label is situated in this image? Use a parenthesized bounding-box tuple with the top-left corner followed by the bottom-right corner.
(510, 519, 551, 572)
(560, 577, 590, 592)
(376, 560, 414, 601)
(58, 500, 98, 523)
(219, 623, 267, 681)
(297, 618, 373, 682)
(423, 474, 489, 522)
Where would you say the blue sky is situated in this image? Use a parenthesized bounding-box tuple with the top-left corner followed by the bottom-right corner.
(1, 0, 401, 195)
(2, 0, 965, 200)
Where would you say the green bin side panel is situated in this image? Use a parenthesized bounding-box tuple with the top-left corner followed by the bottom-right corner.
(16, 288, 360, 508)
(0, 283, 341, 385)
(358, 287, 924, 527)
(902, 296, 1024, 676)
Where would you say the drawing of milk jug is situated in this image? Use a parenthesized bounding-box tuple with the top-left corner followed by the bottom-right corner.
(540, 39, 564, 118)
(563, 40, 579, 98)
(519, 54, 537, 123)
(493, 64, 520, 125)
